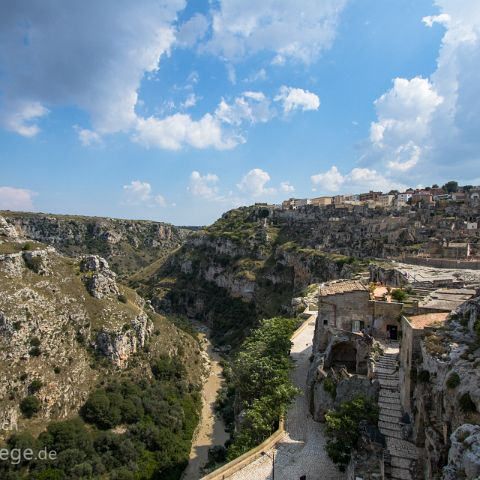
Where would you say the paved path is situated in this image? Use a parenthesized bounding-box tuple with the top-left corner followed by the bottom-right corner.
(376, 344, 418, 480)
(228, 316, 345, 480)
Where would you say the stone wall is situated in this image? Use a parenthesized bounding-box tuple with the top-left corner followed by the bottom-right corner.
(316, 290, 402, 347)
(372, 300, 403, 338)
(400, 256, 480, 270)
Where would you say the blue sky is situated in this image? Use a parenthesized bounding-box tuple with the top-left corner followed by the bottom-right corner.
(0, 0, 479, 225)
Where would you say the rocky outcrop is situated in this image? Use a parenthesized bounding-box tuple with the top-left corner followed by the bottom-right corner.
(80, 255, 119, 298)
(1, 211, 192, 276)
(95, 313, 153, 367)
(409, 297, 480, 478)
(369, 263, 408, 287)
(0, 252, 24, 277)
(307, 330, 380, 421)
(0, 216, 18, 239)
(443, 424, 480, 479)
(22, 248, 54, 275)
(0, 245, 201, 438)
(0, 247, 55, 277)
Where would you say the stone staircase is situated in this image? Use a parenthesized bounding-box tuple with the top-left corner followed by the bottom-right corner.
(376, 344, 418, 480)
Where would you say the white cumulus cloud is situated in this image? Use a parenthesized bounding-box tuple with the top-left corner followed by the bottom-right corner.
(275, 86, 320, 114)
(280, 181, 295, 193)
(75, 126, 102, 147)
(122, 180, 167, 207)
(204, 0, 347, 64)
(364, 1, 480, 181)
(1, 101, 48, 137)
(0, 0, 184, 137)
(188, 171, 220, 200)
(134, 86, 313, 151)
(176, 13, 209, 47)
(237, 168, 276, 197)
(133, 113, 238, 151)
(311, 166, 405, 193)
(0, 186, 36, 210)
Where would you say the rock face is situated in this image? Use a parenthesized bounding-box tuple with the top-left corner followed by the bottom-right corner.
(443, 424, 480, 479)
(307, 328, 380, 421)
(0, 216, 18, 239)
(0, 252, 24, 277)
(140, 207, 364, 345)
(80, 255, 119, 298)
(407, 296, 480, 479)
(1, 211, 192, 276)
(0, 242, 200, 437)
(95, 313, 153, 367)
(22, 248, 53, 275)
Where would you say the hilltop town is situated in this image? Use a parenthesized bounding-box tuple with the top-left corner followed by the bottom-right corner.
(273, 182, 480, 211)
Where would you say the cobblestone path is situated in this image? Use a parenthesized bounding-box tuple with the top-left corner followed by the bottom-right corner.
(377, 344, 418, 480)
(228, 316, 345, 480)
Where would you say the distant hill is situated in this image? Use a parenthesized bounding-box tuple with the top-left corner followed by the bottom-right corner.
(0, 210, 193, 277)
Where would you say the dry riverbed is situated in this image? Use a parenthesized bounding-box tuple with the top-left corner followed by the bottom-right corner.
(182, 326, 229, 480)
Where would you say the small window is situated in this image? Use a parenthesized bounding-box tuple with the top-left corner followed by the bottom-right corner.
(352, 320, 365, 333)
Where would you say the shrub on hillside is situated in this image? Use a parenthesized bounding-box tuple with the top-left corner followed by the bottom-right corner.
(20, 395, 41, 418)
(446, 372, 460, 389)
(391, 289, 409, 302)
(3, 355, 201, 480)
(325, 396, 379, 471)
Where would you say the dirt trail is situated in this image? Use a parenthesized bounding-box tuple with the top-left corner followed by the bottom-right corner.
(183, 329, 229, 480)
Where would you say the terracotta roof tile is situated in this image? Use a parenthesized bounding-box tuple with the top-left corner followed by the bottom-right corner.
(319, 280, 368, 297)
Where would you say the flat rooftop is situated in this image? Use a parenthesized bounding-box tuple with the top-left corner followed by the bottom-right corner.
(407, 312, 449, 329)
(319, 280, 368, 297)
(419, 288, 476, 312)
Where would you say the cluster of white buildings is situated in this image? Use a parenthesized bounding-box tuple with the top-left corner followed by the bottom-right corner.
(279, 186, 480, 211)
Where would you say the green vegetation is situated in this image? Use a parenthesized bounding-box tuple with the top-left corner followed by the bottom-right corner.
(391, 289, 409, 302)
(474, 318, 480, 339)
(460, 392, 477, 413)
(166, 277, 256, 347)
(28, 379, 43, 394)
(28, 346, 41, 357)
(224, 318, 299, 460)
(325, 396, 379, 471)
(20, 396, 41, 418)
(323, 377, 337, 398)
(442, 180, 459, 193)
(446, 372, 461, 389)
(2, 355, 200, 480)
(29, 337, 41, 347)
(118, 294, 128, 304)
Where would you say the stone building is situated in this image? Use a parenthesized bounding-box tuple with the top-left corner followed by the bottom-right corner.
(315, 280, 403, 352)
(398, 312, 449, 414)
(442, 241, 471, 259)
(310, 196, 332, 207)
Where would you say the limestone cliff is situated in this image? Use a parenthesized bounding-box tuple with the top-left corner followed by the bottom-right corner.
(0, 210, 192, 276)
(134, 206, 363, 346)
(408, 295, 480, 479)
(0, 218, 201, 438)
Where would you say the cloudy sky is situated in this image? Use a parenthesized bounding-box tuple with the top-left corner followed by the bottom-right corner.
(0, 0, 479, 225)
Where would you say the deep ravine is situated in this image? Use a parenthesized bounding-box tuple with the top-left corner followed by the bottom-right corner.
(182, 326, 229, 480)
